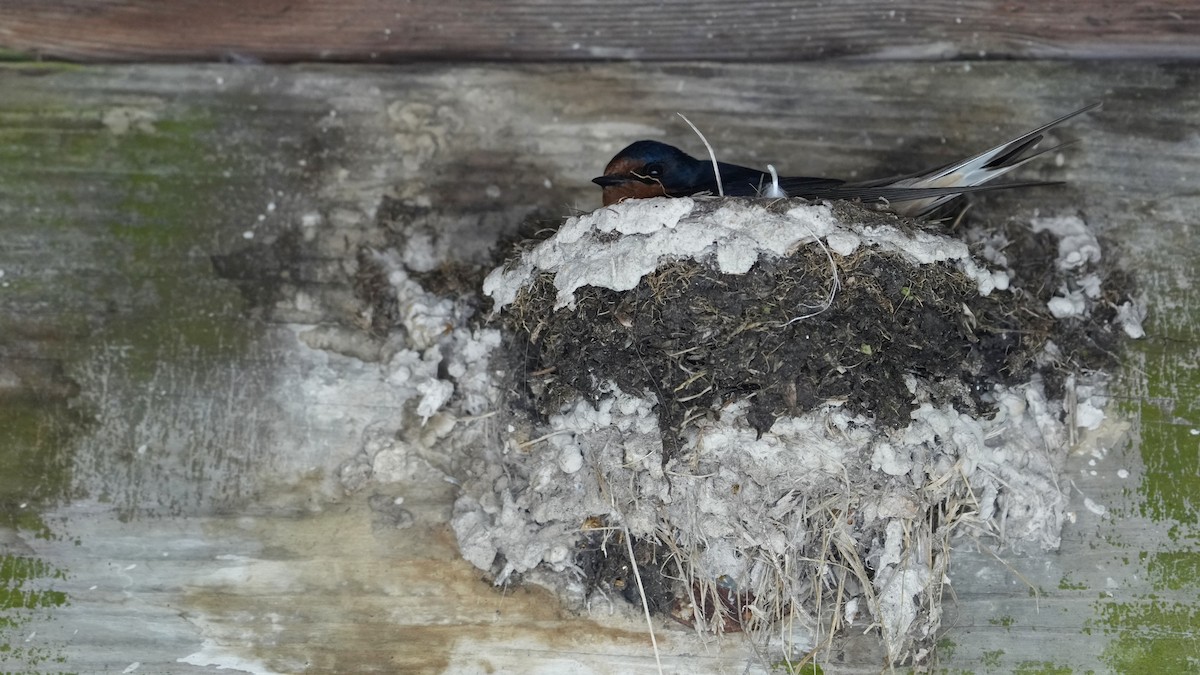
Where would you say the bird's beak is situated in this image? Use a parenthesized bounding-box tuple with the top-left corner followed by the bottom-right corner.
(592, 174, 629, 187)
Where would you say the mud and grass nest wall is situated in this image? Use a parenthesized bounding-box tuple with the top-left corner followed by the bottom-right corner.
(446, 196, 1138, 665)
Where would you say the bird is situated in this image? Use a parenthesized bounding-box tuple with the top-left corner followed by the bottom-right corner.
(592, 103, 1099, 218)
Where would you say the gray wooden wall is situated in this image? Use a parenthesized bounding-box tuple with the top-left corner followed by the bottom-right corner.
(0, 4, 1198, 674)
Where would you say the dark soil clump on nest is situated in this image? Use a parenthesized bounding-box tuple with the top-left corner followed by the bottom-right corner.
(575, 526, 675, 616)
(991, 225, 1131, 399)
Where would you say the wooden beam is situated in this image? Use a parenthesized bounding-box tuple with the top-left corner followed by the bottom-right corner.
(1, 0, 1199, 63)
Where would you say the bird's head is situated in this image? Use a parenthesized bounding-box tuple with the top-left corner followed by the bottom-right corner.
(592, 141, 709, 206)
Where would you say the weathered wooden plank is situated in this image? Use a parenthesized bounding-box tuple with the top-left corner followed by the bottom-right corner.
(0, 61, 1196, 673)
(1, 0, 1199, 63)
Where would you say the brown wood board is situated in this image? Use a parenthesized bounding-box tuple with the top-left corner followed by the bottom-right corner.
(1, 1, 1199, 63)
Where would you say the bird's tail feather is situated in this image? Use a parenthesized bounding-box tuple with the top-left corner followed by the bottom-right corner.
(850, 102, 1100, 216)
(905, 102, 1098, 187)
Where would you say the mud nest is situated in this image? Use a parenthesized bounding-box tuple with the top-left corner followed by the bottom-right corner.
(502, 222, 1055, 465)
(461, 197, 1137, 665)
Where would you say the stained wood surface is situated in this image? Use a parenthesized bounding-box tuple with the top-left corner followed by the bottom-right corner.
(0, 61, 1197, 673)
(1, 0, 1199, 62)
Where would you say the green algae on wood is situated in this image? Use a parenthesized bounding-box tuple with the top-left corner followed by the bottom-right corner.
(1095, 598, 1200, 672)
(0, 555, 69, 673)
(1147, 550, 1200, 592)
(0, 67, 289, 527)
(1090, 262, 1200, 671)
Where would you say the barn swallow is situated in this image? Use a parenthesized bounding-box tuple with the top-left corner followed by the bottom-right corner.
(592, 103, 1099, 218)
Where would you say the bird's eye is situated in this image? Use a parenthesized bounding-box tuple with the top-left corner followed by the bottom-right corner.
(644, 163, 664, 179)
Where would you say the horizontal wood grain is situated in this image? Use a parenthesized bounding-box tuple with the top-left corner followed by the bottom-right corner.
(0, 0, 1198, 63)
